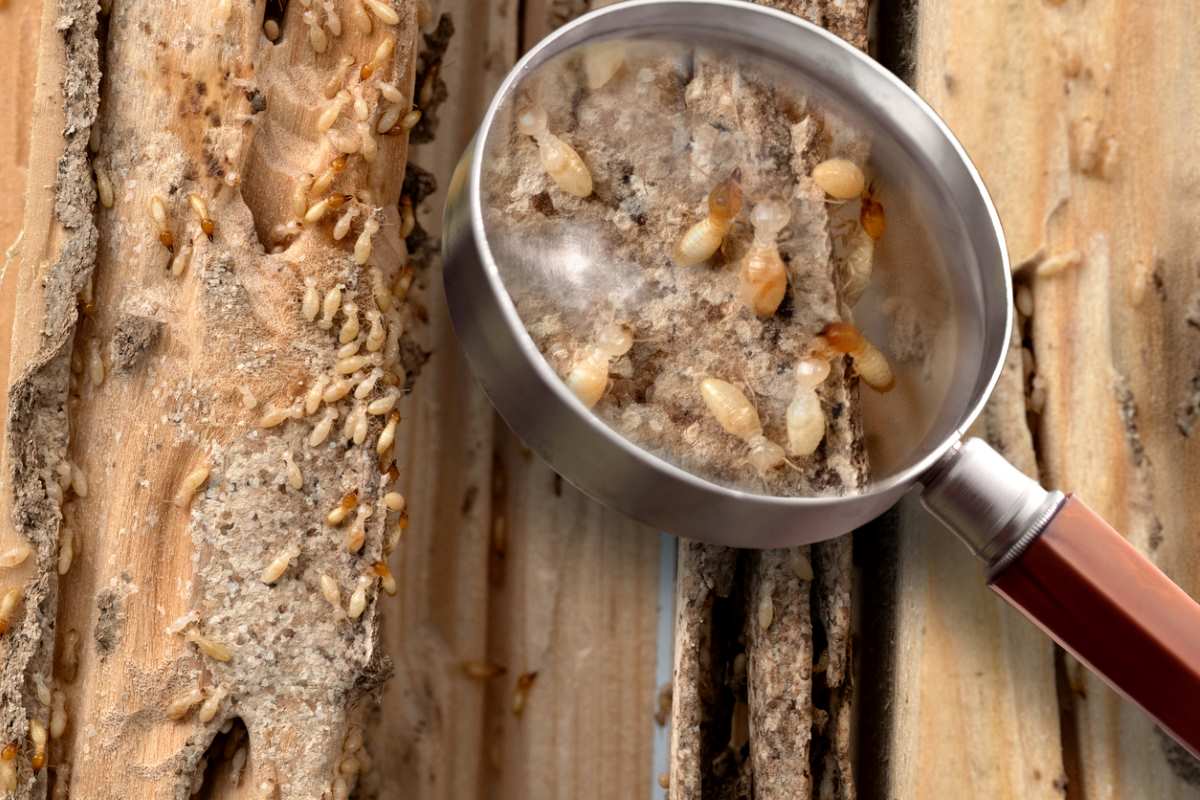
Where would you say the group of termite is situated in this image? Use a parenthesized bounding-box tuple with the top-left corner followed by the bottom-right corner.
(516, 96, 895, 482)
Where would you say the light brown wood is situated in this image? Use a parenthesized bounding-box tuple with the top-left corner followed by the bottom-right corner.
(374, 2, 663, 798)
(882, 1, 1200, 797)
(2, 1, 422, 797)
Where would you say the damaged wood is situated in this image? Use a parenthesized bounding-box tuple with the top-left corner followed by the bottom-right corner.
(2, 0, 425, 797)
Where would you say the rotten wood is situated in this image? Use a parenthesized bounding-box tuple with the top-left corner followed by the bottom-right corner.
(667, 2, 868, 798)
(1, 1, 423, 797)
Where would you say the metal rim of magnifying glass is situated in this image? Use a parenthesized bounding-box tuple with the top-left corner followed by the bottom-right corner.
(442, 0, 1013, 549)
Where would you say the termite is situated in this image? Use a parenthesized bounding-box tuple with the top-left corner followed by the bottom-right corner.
(367, 392, 398, 415)
(582, 41, 625, 90)
(399, 195, 415, 238)
(516, 105, 593, 198)
(319, 285, 343, 330)
(738, 198, 790, 317)
(174, 464, 210, 507)
(95, 164, 114, 208)
(377, 104, 403, 134)
(816, 321, 895, 392)
(324, 55, 356, 99)
(811, 158, 865, 200)
(345, 505, 372, 552)
(339, 302, 361, 344)
(283, 450, 303, 490)
(673, 171, 743, 266)
(302, 277, 321, 322)
(360, 122, 378, 163)
(169, 238, 193, 277)
(188, 193, 214, 239)
(350, 0, 373, 34)
(365, 311, 386, 352)
(360, 35, 396, 81)
(166, 686, 205, 720)
(786, 357, 831, 457)
(333, 204, 359, 240)
(311, 408, 340, 448)
(0, 544, 31, 568)
(563, 322, 633, 409)
(0, 587, 22, 635)
(859, 181, 885, 240)
(462, 661, 506, 680)
(320, 574, 343, 615)
(312, 156, 345, 196)
(355, 217, 380, 265)
(185, 628, 233, 662)
(363, 0, 399, 26)
(58, 526, 74, 576)
(347, 575, 372, 618)
(304, 9, 327, 53)
(512, 671, 538, 717)
(261, 543, 301, 584)
(376, 412, 399, 456)
(29, 719, 47, 771)
(371, 561, 397, 595)
(259, 403, 299, 428)
(383, 492, 405, 512)
(323, 0, 342, 36)
(318, 91, 351, 133)
(698, 378, 787, 478)
(327, 489, 359, 526)
(149, 195, 174, 252)
(197, 685, 227, 723)
(306, 375, 330, 414)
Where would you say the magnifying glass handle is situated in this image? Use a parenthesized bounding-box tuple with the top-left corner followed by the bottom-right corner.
(990, 496, 1200, 757)
(923, 438, 1200, 758)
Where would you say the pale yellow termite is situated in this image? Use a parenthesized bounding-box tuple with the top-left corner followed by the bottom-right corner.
(516, 105, 593, 198)
(698, 378, 786, 477)
(563, 323, 633, 409)
(738, 199, 790, 317)
(812, 158, 865, 200)
(582, 41, 625, 89)
(673, 171, 743, 266)
(817, 321, 895, 392)
(786, 357, 831, 457)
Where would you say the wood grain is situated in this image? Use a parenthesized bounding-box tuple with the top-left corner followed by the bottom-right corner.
(375, 1, 663, 797)
(887, 0, 1200, 797)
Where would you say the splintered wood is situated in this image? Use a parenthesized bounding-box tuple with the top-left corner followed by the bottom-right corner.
(1, 0, 424, 797)
(662, 2, 868, 798)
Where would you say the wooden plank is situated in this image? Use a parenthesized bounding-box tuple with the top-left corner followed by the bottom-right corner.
(1017, 2, 1200, 797)
(375, 1, 663, 797)
(880, 1, 1200, 797)
(3, 0, 425, 797)
(872, 3, 1070, 795)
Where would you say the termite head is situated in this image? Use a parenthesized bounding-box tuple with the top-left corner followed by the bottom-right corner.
(860, 182, 885, 240)
(817, 321, 864, 355)
(708, 169, 743, 222)
(0, 743, 16, 761)
(159, 231, 175, 253)
(516, 105, 548, 137)
(750, 198, 790, 239)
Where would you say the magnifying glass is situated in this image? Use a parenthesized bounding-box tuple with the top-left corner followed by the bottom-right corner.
(442, 0, 1200, 755)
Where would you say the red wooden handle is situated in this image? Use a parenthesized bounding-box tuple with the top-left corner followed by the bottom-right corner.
(990, 496, 1200, 756)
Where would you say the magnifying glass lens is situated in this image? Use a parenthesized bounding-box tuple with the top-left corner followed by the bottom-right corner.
(479, 32, 965, 498)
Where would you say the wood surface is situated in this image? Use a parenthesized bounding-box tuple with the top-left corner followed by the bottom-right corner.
(375, 0, 665, 798)
(885, 1, 1200, 798)
(2, 0, 1197, 798)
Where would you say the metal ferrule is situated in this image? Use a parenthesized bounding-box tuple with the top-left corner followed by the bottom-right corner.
(921, 438, 1065, 572)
